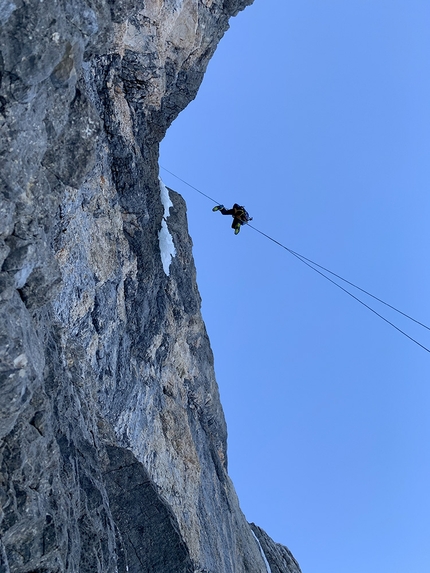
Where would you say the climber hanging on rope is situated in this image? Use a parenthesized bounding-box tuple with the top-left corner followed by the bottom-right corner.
(212, 203, 253, 235)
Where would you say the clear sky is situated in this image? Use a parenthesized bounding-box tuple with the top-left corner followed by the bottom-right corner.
(159, 2, 430, 572)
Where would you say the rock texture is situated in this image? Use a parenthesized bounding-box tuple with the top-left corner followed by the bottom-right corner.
(0, 0, 303, 571)
(251, 524, 302, 573)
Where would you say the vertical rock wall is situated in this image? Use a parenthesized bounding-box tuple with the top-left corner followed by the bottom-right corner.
(0, 0, 302, 571)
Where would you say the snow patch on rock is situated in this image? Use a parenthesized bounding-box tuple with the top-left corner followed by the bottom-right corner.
(251, 530, 272, 573)
(158, 178, 176, 275)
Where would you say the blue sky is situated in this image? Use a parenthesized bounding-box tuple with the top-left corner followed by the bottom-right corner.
(160, 1, 430, 572)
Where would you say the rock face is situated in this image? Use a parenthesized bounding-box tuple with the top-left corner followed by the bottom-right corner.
(251, 524, 302, 573)
(0, 0, 303, 571)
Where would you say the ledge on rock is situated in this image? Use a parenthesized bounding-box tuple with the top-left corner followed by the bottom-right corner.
(250, 523, 302, 573)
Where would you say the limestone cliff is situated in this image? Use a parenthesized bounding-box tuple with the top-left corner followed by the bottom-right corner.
(0, 0, 302, 571)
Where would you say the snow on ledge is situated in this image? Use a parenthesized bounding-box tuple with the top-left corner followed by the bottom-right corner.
(251, 530, 272, 573)
(158, 178, 176, 276)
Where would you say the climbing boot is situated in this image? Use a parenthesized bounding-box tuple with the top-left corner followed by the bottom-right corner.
(234, 225, 241, 235)
(212, 205, 224, 212)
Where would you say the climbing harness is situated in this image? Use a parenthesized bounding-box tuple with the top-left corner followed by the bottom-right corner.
(160, 165, 430, 354)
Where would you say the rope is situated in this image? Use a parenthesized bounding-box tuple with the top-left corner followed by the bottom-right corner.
(159, 166, 430, 353)
(277, 241, 430, 332)
(247, 223, 430, 332)
(248, 224, 430, 353)
(161, 166, 221, 204)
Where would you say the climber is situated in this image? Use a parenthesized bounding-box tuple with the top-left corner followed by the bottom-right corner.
(212, 203, 253, 235)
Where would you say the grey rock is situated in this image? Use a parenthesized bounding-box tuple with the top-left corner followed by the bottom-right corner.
(2, 236, 36, 288)
(0, 0, 303, 571)
(42, 83, 101, 188)
(0, 194, 15, 237)
(250, 523, 303, 573)
(0, 0, 16, 25)
(0, 239, 10, 269)
(104, 445, 194, 573)
(0, 272, 15, 301)
(0, 291, 44, 440)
